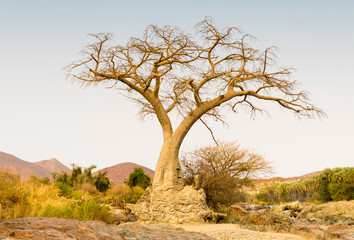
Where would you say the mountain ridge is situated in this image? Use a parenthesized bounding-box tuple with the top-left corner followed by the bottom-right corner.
(34, 158, 71, 174)
(0, 151, 70, 180)
(0, 151, 155, 184)
(1, 150, 325, 185)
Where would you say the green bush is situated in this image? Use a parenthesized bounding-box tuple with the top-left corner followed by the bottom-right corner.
(55, 182, 74, 198)
(76, 199, 113, 223)
(94, 171, 111, 192)
(329, 183, 354, 201)
(126, 167, 151, 190)
(256, 192, 269, 202)
(53, 165, 111, 193)
(125, 186, 145, 203)
(319, 177, 331, 202)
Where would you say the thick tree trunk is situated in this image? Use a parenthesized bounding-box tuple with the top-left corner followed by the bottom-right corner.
(152, 112, 200, 190)
(134, 96, 233, 222)
(153, 137, 184, 190)
(133, 119, 216, 223)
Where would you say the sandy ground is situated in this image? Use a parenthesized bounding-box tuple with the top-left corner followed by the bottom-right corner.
(175, 223, 307, 240)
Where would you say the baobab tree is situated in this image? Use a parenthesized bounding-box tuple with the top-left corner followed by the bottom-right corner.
(66, 17, 324, 221)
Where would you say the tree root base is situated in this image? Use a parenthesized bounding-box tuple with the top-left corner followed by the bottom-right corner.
(134, 185, 219, 223)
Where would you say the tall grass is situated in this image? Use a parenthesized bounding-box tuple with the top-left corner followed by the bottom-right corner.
(0, 172, 114, 223)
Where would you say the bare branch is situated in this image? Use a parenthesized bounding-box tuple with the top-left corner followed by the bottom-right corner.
(66, 17, 326, 144)
(199, 118, 219, 146)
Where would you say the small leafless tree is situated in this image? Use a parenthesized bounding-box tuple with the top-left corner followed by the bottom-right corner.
(181, 141, 273, 209)
(66, 17, 325, 190)
(182, 141, 273, 180)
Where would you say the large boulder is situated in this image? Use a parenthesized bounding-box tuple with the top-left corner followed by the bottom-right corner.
(110, 208, 137, 225)
(222, 204, 248, 223)
(0, 217, 124, 239)
(239, 209, 293, 232)
(134, 185, 215, 223)
(324, 223, 354, 240)
(273, 201, 304, 218)
(272, 201, 354, 223)
(297, 200, 354, 223)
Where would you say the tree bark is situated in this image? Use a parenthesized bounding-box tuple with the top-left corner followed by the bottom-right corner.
(153, 136, 184, 189)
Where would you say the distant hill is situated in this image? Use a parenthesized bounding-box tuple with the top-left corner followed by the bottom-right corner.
(0, 151, 70, 180)
(0, 150, 154, 184)
(248, 170, 324, 193)
(267, 170, 324, 184)
(0, 151, 51, 180)
(297, 170, 323, 180)
(34, 158, 71, 174)
(98, 162, 155, 185)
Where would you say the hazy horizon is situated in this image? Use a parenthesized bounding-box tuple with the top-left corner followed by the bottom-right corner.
(1, 0, 353, 178)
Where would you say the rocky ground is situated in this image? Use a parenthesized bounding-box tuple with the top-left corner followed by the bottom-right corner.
(0, 217, 124, 240)
(178, 223, 306, 240)
(0, 218, 215, 240)
(0, 201, 353, 240)
(231, 200, 354, 239)
(0, 218, 306, 240)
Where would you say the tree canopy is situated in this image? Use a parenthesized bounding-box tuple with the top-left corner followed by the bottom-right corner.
(66, 17, 325, 189)
(67, 17, 324, 133)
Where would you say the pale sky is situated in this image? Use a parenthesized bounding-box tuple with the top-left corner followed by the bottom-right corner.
(0, 0, 353, 178)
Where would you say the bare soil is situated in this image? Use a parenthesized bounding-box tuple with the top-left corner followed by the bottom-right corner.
(176, 223, 306, 240)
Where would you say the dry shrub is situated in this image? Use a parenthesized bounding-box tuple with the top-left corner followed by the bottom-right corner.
(22, 176, 70, 217)
(182, 142, 273, 210)
(80, 183, 98, 195)
(111, 184, 132, 196)
(0, 172, 29, 219)
(110, 184, 144, 204)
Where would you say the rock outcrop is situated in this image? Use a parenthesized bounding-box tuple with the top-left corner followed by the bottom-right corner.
(273, 201, 304, 218)
(223, 204, 248, 223)
(297, 200, 354, 223)
(110, 208, 137, 225)
(237, 201, 354, 239)
(134, 185, 216, 223)
(0, 218, 216, 240)
(235, 208, 354, 239)
(239, 209, 294, 233)
(273, 200, 354, 223)
(0, 217, 125, 239)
